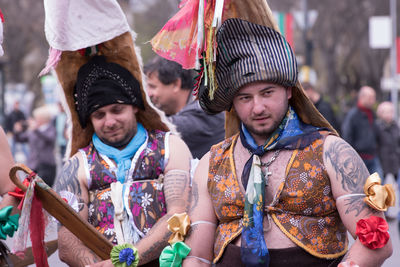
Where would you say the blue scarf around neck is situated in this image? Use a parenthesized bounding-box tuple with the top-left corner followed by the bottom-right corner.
(92, 123, 147, 183)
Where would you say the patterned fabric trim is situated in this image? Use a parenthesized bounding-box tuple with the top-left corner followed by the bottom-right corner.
(269, 132, 348, 258)
(228, 135, 239, 181)
(213, 225, 243, 264)
(79, 149, 92, 189)
(270, 213, 348, 259)
(211, 134, 242, 263)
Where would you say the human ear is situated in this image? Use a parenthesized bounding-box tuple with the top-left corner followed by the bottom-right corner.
(286, 87, 293, 99)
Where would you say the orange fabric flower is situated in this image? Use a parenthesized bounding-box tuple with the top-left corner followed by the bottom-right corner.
(356, 216, 389, 249)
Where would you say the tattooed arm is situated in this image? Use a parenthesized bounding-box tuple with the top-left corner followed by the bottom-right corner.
(133, 134, 192, 265)
(324, 135, 392, 266)
(183, 152, 216, 267)
(53, 153, 101, 266)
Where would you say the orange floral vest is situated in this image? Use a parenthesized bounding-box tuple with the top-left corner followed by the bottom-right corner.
(207, 132, 348, 263)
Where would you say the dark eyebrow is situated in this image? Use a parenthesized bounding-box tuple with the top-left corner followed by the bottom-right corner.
(236, 92, 251, 97)
(236, 86, 275, 97)
(260, 86, 275, 92)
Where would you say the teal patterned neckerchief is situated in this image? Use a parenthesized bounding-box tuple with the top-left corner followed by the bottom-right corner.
(240, 106, 323, 266)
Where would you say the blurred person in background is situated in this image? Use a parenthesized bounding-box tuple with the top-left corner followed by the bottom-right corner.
(299, 66, 339, 132)
(14, 105, 56, 187)
(376, 101, 400, 220)
(302, 81, 339, 132)
(144, 56, 225, 159)
(4, 101, 28, 160)
(376, 101, 400, 180)
(341, 86, 383, 177)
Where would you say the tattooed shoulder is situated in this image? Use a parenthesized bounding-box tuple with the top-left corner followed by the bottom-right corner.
(323, 137, 369, 193)
(53, 156, 82, 195)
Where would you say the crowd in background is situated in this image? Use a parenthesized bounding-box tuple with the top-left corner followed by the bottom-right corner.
(2, 101, 68, 187)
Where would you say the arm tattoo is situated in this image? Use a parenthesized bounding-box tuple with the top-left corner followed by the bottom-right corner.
(138, 215, 171, 264)
(343, 195, 364, 216)
(324, 139, 369, 192)
(59, 228, 100, 265)
(163, 171, 189, 205)
(189, 180, 199, 213)
(140, 231, 170, 264)
(53, 157, 85, 214)
(53, 157, 81, 195)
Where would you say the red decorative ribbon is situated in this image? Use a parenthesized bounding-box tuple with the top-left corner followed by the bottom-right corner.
(30, 190, 49, 267)
(8, 172, 37, 210)
(355, 216, 389, 250)
(9, 171, 49, 266)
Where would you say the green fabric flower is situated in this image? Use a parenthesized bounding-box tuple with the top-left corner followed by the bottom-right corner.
(110, 243, 139, 267)
(159, 241, 191, 267)
(0, 206, 19, 240)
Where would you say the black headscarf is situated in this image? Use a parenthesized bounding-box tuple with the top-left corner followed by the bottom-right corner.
(74, 55, 145, 128)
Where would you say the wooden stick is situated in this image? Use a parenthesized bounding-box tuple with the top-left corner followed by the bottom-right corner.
(9, 164, 113, 260)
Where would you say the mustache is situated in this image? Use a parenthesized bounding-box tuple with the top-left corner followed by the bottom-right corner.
(251, 114, 269, 119)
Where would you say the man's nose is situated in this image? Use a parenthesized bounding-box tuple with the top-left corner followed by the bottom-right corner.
(104, 114, 116, 127)
(147, 89, 154, 97)
(252, 96, 265, 114)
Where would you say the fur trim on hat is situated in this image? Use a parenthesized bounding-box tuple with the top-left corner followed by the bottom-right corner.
(55, 31, 176, 158)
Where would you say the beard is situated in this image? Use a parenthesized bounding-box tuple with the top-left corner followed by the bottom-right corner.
(243, 120, 278, 138)
(243, 112, 287, 141)
(100, 129, 136, 149)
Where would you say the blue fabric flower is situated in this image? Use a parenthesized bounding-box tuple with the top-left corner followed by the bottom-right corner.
(119, 248, 135, 266)
(110, 244, 139, 267)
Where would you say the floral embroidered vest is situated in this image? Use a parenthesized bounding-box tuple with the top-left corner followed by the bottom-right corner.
(80, 130, 168, 244)
(208, 132, 348, 263)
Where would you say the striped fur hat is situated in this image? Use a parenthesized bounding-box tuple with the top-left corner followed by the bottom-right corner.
(200, 18, 297, 113)
(199, 18, 337, 137)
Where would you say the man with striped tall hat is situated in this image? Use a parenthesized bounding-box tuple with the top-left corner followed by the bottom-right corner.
(182, 18, 393, 267)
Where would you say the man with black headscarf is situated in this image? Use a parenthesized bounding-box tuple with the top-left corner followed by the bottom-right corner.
(53, 55, 192, 267)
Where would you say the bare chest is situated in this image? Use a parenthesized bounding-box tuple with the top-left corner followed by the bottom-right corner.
(233, 138, 293, 205)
